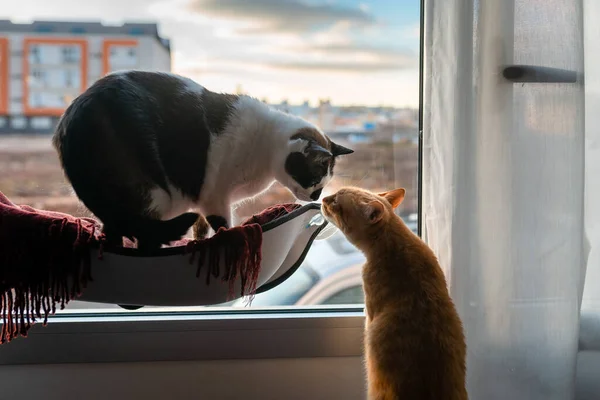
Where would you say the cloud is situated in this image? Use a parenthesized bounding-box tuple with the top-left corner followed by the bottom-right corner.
(1, 0, 163, 24)
(177, 62, 268, 77)
(153, 0, 418, 76)
(205, 39, 418, 74)
(179, 52, 416, 75)
(185, 0, 376, 34)
(178, 63, 421, 107)
(300, 42, 415, 59)
(264, 59, 415, 73)
(402, 22, 420, 39)
(149, 0, 420, 105)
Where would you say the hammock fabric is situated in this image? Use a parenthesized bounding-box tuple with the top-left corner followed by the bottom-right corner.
(0, 190, 300, 344)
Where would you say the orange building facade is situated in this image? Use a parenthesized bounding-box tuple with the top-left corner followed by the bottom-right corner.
(0, 20, 171, 133)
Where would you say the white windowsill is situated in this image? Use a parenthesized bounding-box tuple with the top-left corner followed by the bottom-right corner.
(0, 308, 365, 365)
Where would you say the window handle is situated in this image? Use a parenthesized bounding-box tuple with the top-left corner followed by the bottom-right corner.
(502, 65, 578, 83)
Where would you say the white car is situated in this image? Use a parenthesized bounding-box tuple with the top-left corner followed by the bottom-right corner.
(230, 230, 367, 307)
(230, 215, 418, 307)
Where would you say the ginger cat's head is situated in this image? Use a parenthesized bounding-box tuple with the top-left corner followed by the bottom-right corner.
(321, 186, 406, 249)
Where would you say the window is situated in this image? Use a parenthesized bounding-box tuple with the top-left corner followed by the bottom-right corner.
(31, 69, 44, 79)
(107, 44, 138, 71)
(321, 286, 364, 305)
(23, 40, 86, 113)
(29, 92, 42, 107)
(30, 116, 53, 130)
(232, 266, 319, 307)
(1, 3, 596, 400)
(64, 69, 74, 87)
(28, 43, 83, 67)
(30, 68, 47, 85)
(0, 0, 421, 365)
(9, 116, 26, 129)
(62, 46, 80, 64)
(28, 91, 65, 108)
(29, 45, 41, 64)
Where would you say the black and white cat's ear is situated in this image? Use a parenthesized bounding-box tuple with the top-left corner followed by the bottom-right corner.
(331, 142, 354, 156)
(308, 142, 333, 158)
(288, 136, 309, 153)
(364, 200, 385, 224)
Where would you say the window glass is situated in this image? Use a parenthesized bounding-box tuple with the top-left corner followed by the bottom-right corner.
(108, 45, 138, 71)
(25, 42, 84, 109)
(0, 0, 420, 313)
(231, 266, 320, 307)
(321, 286, 365, 305)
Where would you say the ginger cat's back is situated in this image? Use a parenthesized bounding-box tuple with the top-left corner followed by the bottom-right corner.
(321, 187, 467, 400)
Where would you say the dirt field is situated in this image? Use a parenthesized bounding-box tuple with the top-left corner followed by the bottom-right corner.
(0, 135, 419, 222)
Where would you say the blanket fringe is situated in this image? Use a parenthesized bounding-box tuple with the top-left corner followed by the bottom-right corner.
(0, 192, 299, 344)
(186, 224, 263, 304)
(0, 215, 96, 344)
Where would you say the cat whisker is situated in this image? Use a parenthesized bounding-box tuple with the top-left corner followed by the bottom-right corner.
(358, 171, 371, 183)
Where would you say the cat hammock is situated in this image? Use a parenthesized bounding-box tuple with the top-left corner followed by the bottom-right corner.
(0, 191, 331, 343)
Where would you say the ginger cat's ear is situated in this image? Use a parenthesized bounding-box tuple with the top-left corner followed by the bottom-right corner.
(378, 188, 406, 209)
(364, 200, 385, 224)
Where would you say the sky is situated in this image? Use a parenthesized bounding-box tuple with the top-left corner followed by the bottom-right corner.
(2, 0, 421, 107)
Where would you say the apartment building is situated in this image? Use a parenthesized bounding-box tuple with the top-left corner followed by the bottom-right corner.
(0, 20, 171, 133)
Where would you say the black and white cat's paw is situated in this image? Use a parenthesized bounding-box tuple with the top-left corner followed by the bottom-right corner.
(206, 215, 229, 232)
(137, 212, 199, 250)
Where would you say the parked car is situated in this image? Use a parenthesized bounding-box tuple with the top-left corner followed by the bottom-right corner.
(230, 215, 418, 307)
(230, 230, 367, 307)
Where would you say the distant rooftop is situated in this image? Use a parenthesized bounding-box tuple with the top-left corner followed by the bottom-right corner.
(0, 19, 170, 51)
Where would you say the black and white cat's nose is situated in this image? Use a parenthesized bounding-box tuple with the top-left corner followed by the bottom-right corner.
(310, 188, 323, 201)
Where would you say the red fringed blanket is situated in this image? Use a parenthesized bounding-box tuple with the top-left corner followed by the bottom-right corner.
(0, 191, 300, 343)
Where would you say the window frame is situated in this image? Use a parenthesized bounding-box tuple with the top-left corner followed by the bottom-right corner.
(0, 1, 425, 366)
(0, 309, 364, 365)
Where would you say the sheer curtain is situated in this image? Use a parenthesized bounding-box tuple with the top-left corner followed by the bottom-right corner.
(422, 0, 586, 399)
(581, 0, 600, 347)
(577, 2, 600, 398)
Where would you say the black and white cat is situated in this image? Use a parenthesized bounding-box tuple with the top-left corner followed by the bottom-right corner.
(53, 70, 353, 250)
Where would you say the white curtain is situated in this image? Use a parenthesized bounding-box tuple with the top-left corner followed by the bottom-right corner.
(581, 0, 600, 345)
(577, 2, 600, 398)
(422, 0, 588, 399)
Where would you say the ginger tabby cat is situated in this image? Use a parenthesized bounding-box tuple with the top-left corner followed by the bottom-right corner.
(321, 187, 467, 400)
